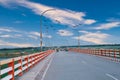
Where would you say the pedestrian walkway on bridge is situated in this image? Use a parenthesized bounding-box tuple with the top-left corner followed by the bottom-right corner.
(18, 51, 120, 80)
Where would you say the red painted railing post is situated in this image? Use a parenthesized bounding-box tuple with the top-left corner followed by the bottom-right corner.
(94, 49, 96, 55)
(99, 49, 100, 55)
(99, 49, 101, 55)
(100, 50, 102, 56)
(114, 49, 116, 61)
(8, 59, 14, 80)
(109, 49, 110, 57)
(26, 56, 29, 71)
(97, 49, 99, 55)
(104, 50, 106, 56)
(119, 50, 120, 58)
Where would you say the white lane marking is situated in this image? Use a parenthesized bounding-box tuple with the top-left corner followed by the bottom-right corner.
(35, 53, 54, 77)
(81, 61, 87, 64)
(106, 73, 118, 80)
(41, 54, 55, 80)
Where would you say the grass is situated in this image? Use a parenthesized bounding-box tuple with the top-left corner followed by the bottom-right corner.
(0, 48, 39, 58)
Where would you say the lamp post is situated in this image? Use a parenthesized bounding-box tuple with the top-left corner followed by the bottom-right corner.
(40, 9, 56, 52)
(77, 31, 80, 48)
(72, 24, 82, 48)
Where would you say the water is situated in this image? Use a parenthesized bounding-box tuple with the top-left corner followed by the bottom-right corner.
(0, 58, 8, 61)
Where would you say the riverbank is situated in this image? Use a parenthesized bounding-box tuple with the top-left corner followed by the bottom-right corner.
(0, 58, 8, 61)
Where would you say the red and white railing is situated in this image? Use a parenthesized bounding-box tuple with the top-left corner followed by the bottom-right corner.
(69, 48, 120, 62)
(0, 50, 54, 80)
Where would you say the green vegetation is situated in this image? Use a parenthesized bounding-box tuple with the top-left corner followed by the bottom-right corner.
(67, 44, 120, 50)
(0, 44, 120, 58)
(0, 47, 39, 58)
(0, 47, 54, 58)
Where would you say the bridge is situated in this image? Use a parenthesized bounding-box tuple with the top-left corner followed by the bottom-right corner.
(0, 49, 120, 80)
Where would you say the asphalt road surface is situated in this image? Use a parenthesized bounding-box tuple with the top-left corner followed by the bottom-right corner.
(42, 51, 120, 80)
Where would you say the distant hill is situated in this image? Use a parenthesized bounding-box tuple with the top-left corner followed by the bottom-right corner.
(0, 44, 120, 51)
(66, 44, 120, 49)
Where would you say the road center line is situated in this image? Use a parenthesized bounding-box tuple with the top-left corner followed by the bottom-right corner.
(106, 73, 118, 80)
(41, 53, 55, 80)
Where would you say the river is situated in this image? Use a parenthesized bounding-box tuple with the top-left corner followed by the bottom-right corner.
(0, 58, 8, 61)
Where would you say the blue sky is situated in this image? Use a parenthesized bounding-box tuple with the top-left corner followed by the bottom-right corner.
(0, 0, 120, 48)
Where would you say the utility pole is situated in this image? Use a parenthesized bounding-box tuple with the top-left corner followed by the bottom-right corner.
(40, 9, 56, 52)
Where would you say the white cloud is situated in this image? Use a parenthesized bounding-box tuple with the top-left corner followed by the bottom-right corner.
(0, 0, 11, 6)
(28, 35, 38, 40)
(84, 19, 96, 25)
(0, 0, 96, 26)
(0, 27, 52, 40)
(0, 28, 41, 48)
(29, 31, 52, 39)
(0, 27, 24, 39)
(13, 21, 23, 23)
(79, 30, 89, 34)
(106, 18, 120, 22)
(0, 34, 11, 38)
(0, 27, 20, 33)
(95, 22, 120, 30)
(0, 40, 35, 47)
(73, 31, 110, 44)
(30, 32, 40, 37)
(0, 33, 23, 39)
(22, 13, 26, 16)
(0, 27, 13, 32)
(43, 34, 52, 38)
(14, 34, 22, 37)
(57, 30, 73, 36)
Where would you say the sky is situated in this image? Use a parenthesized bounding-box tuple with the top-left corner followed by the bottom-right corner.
(0, 0, 120, 48)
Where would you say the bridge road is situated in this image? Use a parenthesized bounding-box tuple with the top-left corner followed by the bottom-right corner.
(39, 51, 120, 80)
(17, 52, 55, 80)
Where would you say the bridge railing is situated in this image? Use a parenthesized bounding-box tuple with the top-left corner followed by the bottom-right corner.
(0, 50, 54, 80)
(69, 48, 120, 61)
